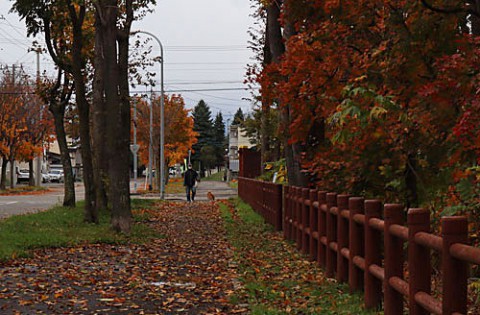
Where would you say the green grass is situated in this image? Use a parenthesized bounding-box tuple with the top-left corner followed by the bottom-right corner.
(0, 199, 161, 261)
(220, 198, 382, 315)
(202, 171, 225, 181)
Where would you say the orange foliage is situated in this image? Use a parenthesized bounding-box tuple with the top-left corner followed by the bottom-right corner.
(132, 94, 197, 168)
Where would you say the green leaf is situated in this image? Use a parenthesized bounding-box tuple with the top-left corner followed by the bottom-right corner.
(441, 205, 468, 217)
(369, 106, 388, 119)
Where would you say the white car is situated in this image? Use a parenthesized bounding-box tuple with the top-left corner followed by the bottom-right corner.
(48, 169, 64, 183)
(16, 169, 49, 183)
(16, 169, 30, 183)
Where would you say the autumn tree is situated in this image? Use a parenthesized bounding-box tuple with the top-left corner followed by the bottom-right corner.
(134, 94, 197, 185)
(0, 66, 28, 189)
(13, 0, 98, 220)
(251, 0, 477, 213)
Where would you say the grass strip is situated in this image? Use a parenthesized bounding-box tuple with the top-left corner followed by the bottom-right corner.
(202, 171, 224, 181)
(0, 199, 161, 261)
(220, 198, 382, 315)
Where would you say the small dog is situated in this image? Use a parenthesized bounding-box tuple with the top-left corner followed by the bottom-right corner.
(207, 191, 215, 201)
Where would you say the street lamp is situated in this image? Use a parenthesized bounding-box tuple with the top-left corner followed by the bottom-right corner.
(135, 30, 165, 199)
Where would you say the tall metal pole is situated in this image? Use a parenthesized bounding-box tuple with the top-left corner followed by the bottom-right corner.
(160, 43, 165, 199)
(136, 30, 165, 199)
(35, 47, 42, 186)
(132, 101, 138, 192)
(148, 87, 153, 191)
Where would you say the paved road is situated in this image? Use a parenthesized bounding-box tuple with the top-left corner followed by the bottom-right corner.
(0, 183, 85, 219)
(0, 180, 237, 219)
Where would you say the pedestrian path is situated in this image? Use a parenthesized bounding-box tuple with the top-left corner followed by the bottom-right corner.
(0, 201, 247, 314)
(165, 180, 237, 201)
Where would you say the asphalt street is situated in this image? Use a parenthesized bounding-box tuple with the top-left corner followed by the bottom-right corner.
(0, 184, 85, 220)
(0, 180, 237, 219)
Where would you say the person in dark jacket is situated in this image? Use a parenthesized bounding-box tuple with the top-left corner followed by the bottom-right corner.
(183, 164, 199, 202)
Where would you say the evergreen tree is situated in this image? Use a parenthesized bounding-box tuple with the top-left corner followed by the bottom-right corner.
(232, 108, 245, 126)
(192, 100, 214, 172)
(213, 112, 226, 168)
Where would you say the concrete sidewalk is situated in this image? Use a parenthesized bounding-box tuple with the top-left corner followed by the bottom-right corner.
(165, 180, 237, 201)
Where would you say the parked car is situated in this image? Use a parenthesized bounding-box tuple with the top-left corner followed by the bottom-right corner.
(17, 169, 50, 184)
(16, 169, 30, 183)
(48, 169, 64, 183)
(41, 172, 50, 183)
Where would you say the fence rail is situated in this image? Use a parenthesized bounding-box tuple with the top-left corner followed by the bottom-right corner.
(238, 177, 480, 314)
(238, 177, 282, 231)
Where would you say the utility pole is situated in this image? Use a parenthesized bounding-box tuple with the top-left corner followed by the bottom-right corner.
(10, 64, 16, 188)
(148, 87, 153, 191)
(130, 101, 138, 193)
(34, 47, 42, 187)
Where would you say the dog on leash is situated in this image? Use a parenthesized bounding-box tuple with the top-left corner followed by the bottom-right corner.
(207, 191, 215, 201)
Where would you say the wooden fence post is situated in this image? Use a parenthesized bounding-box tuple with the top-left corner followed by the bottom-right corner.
(302, 188, 310, 255)
(274, 184, 283, 231)
(349, 197, 364, 292)
(284, 186, 291, 240)
(336, 194, 350, 283)
(364, 200, 382, 309)
(295, 187, 302, 251)
(442, 216, 468, 315)
(408, 208, 431, 315)
(326, 192, 337, 278)
(309, 189, 319, 261)
(318, 191, 328, 268)
(384, 204, 404, 315)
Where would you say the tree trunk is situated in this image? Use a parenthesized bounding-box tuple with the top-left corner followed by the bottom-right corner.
(405, 152, 418, 208)
(472, 1, 480, 35)
(115, 18, 133, 232)
(97, 0, 132, 233)
(261, 10, 273, 169)
(49, 97, 76, 207)
(69, 4, 97, 222)
(9, 158, 15, 189)
(0, 157, 7, 190)
(267, 0, 308, 187)
(92, 11, 109, 212)
(28, 159, 35, 186)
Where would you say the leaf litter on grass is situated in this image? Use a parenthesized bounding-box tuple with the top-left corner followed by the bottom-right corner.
(220, 198, 381, 315)
(0, 201, 248, 314)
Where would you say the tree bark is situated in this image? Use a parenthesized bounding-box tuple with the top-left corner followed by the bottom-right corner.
(114, 2, 133, 232)
(261, 12, 272, 168)
(405, 152, 418, 208)
(0, 157, 7, 190)
(96, 0, 132, 233)
(47, 72, 76, 207)
(92, 10, 109, 212)
(68, 3, 97, 222)
(9, 158, 15, 189)
(28, 159, 34, 186)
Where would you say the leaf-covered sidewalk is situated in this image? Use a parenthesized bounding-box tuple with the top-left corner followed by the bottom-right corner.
(0, 201, 247, 314)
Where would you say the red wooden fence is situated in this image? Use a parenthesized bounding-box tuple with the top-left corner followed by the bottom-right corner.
(238, 177, 480, 314)
(238, 177, 283, 231)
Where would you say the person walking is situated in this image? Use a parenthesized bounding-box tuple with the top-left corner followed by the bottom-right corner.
(183, 164, 199, 202)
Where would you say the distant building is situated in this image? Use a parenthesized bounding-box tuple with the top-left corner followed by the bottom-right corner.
(227, 125, 255, 178)
(46, 137, 82, 179)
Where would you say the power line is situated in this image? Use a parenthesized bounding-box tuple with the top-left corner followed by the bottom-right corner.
(165, 80, 243, 85)
(167, 85, 250, 102)
(167, 87, 253, 92)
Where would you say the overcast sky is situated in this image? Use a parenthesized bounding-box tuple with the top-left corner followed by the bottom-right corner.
(0, 0, 258, 120)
